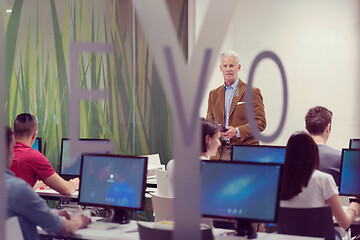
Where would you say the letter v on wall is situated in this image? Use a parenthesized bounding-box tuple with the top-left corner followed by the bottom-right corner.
(133, 1, 238, 240)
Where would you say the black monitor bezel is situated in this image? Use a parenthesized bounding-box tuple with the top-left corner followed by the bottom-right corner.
(339, 148, 360, 197)
(78, 153, 148, 212)
(200, 160, 283, 223)
(231, 144, 286, 164)
(33, 137, 42, 153)
(349, 139, 360, 149)
(59, 138, 111, 179)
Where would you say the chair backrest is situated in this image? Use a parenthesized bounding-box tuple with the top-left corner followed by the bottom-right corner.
(137, 222, 214, 240)
(155, 169, 170, 196)
(277, 206, 335, 240)
(151, 193, 174, 222)
(6, 217, 24, 240)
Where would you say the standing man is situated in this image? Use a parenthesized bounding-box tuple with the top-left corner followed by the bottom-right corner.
(207, 50, 266, 160)
(305, 106, 341, 186)
(10, 113, 79, 195)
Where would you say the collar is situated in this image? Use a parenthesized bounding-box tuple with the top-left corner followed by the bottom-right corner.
(15, 142, 30, 148)
(5, 168, 14, 176)
(224, 78, 239, 90)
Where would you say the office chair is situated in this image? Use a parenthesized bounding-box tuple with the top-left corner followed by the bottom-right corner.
(138, 222, 214, 240)
(151, 193, 213, 227)
(154, 169, 170, 197)
(151, 193, 174, 222)
(277, 206, 338, 240)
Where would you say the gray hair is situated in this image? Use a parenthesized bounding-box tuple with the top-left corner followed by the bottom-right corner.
(219, 50, 240, 65)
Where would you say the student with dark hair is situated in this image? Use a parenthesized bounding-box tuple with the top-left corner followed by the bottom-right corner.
(281, 131, 359, 230)
(200, 118, 222, 160)
(5, 126, 90, 239)
(167, 118, 222, 196)
(305, 106, 341, 185)
(10, 113, 79, 195)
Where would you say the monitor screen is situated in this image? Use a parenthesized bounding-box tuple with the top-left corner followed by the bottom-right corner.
(201, 161, 282, 222)
(349, 139, 360, 149)
(31, 137, 42, 153)
(59, 138, 110, 178)
(232, 145, 286, 164)
(339, 149, 360, 196)
(78, 154, 148, 211)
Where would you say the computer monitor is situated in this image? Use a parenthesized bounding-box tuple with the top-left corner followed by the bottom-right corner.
(31, 137, 42, 153)
(79, 154, 148, 224)
(201, 160, 282, 238)
(59, 138, 110, 180)
(339, 149, 360, 197)
(349, 139, 360, 149)
(232, 145, 286, 164)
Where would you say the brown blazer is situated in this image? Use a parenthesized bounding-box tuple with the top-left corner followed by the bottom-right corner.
(206, 79, 266, 159)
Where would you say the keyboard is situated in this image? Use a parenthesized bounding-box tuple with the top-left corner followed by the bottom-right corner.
(87, 221, 119, 230)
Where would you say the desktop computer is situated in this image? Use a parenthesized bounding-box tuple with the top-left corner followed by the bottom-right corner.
(349, 139, 360, 149)
(339, 149, 360, 197)
(232, 145, 286, 164)
(32, 137, 42, 153)
(78, 153, 148, 224)
(59, 138, 110, 180)
(201, 160, 282, 238)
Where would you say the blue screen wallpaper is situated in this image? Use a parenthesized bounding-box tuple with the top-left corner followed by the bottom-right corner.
(201, 161, 281, 222)
(79, 155, 146, 209)
(31, 138, 39, 152)
(340, 150, 360, 196)
(232, 146, 285, 164)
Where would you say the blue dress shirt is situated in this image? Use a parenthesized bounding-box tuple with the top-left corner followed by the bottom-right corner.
(6, 169, 64, 240)
(224, 79, 241, 138)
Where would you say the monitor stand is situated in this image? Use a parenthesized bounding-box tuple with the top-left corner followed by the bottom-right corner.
(99, 209, 131, 224)
(235, 220, 257, 239)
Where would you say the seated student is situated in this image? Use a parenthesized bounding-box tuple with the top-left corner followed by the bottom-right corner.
(281, 131, 360, 230)
(305, 106, 341, 186)
(10, 113, 79, 195)
(167, 118, 221, 196)
(5, 126, 90, 240)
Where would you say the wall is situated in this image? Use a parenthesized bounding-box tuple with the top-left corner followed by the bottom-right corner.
(4, 0, 188, 167)
(197, 0, 360, 149)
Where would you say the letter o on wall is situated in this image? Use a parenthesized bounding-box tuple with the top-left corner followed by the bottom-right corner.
(245, 51, 288, 143)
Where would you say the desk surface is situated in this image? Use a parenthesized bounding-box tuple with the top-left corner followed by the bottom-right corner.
(38, 220, 323, 240)
(35, 188, 79, 201)
(35, 187, 154, 202)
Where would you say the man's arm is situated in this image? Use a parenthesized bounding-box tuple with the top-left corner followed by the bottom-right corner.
(43, 173, 79, 195)
(206, 91, 215, 121)
(237, 87, 266, 142)
(57, 214, 91, 235)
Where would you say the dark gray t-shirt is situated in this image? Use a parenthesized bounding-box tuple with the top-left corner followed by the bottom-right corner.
(317, 144, 341, 186)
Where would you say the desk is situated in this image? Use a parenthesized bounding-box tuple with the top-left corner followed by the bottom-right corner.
(35, 188, 155, 202)
(35, 188, 79, 201)
(38, 220, 323, 240)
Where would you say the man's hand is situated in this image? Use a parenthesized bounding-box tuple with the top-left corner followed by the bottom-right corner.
(57, 210, 71, 220)
(69, 177, 80, 190)
(222, 126, 237, 139)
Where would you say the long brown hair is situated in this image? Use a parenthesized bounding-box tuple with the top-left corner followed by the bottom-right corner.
(281, 131, 319, 200)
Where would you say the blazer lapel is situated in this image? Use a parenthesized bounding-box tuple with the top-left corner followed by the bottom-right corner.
(229, 80, 246, 117)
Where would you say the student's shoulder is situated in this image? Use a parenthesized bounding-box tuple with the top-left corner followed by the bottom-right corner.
(318, 144, 341, 154)
(6, 173, 35, 196)
(313, 170, 336, 185)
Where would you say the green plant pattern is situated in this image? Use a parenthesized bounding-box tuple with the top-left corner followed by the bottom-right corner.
(5, 0, 188, 170)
